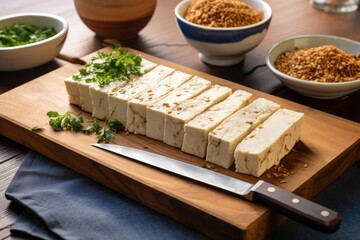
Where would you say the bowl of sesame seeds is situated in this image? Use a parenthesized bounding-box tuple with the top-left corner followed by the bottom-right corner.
(266, 35, 360, 99)
(175, 0, 272, 66)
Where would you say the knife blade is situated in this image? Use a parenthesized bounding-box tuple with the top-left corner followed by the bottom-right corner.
(92, 143, 340, 233)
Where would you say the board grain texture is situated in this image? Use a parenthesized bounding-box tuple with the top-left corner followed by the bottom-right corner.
(0, 47, 359, 240)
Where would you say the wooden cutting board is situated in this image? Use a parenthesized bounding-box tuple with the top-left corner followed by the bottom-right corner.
(1, 47, 359, 239)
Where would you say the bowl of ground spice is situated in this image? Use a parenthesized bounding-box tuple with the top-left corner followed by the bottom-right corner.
(266, 35, 360, 99)
(0, 13, 68, 71)
(175, 0, 272, 66)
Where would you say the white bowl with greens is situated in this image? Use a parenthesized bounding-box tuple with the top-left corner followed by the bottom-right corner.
(0, 13, 68, 71)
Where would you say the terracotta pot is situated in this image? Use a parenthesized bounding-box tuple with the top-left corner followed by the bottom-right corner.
(74, 0, 157, 40)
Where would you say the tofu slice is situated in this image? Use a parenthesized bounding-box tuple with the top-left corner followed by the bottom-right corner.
(181, 90, 253, 158)
(126, 71, 192, 134)
(108, 65, 175, 126)
(206, 98, 280, 169)
(234, 108, 304, 177)
(163, 85, 232, 148)
(146, 76, 212, 141)
(90, 58, 157, 119)
(64, 76, 81, 106)
(78, 80, 97, 113)
(73, 59, 104, 113)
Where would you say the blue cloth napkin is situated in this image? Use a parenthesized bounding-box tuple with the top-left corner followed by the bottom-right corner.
(5, 150, 360, 240)
(5, 151, 207, 240)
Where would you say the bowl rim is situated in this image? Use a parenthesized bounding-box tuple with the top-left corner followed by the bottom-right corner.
(174, 0, 272, 31)
(0, 12, 68, 51)
(266, 34, 360, 86)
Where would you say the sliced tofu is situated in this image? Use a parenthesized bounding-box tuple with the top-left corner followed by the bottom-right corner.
(163, 85, 232, 148)
(72, 59, 104, 113)
(78, 80, 97, 113)
(108, 65, 175, 125)
(146, 76, 212, 141)
(206, 98, 280, 169)
(234, 108, 304, 177)
(181, 90, 252, 158)
(90, 58, 157, 119)
(126, 71, 192, 134)
(64, 76, 81, 106)
(90, 81, 127, 118)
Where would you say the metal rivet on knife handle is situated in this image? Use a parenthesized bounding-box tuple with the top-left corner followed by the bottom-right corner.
(251, 181, 341, 233)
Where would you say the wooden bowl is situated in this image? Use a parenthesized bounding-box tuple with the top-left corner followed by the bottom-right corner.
(74, 0, 157, 40)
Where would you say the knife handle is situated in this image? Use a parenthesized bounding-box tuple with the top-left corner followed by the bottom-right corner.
(251, 181, 341, 233)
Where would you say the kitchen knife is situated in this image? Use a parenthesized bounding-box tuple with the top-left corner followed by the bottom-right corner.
(92, 143, 340, 233)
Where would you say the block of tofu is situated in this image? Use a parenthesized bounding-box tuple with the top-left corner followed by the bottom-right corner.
(234, 108, 304, 177)
(64, 76, 81, 106)
(146, 76, 212, 141)
(90, 81, 128, 118)
(63, 72, 96, 112)
(163, 85, 232, 148)
(108, 65, 175, 125)
(181, 90, 252, 158)
(126, 71, 192, 134)
(68, 59, 104, 113)
(206, 98, 280, 169)
(78, 79, 97, 113)
(90, 58, 157, 119)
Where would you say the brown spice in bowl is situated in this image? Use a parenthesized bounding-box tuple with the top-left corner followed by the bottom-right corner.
(274, 45, 360, 83)
(184, 0, 263, 28)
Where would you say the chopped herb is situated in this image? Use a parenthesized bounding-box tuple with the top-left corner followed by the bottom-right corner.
(0, 23, 56, 47)
(31, 125, 44, 132)
(72, 45, 143, 88)
(83, 115, 124, 143)
(107, 119, 124, 132)
(47, 111, 84, 131)
(33, 110, 124, 143)
(245, 121, 253, 125)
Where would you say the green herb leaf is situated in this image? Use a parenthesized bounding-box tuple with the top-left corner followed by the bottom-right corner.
(43, 110, 123, 143)
(107, 119, 124, 132)
(89, 117, 124, 143)
(96, 126, 116, 143)
(47, 111, 84, 132)
(71, 45, 143, 88)
(31, 125, 44, 132)
(47, 111, 60, 117)
(0, 23, 56, 47)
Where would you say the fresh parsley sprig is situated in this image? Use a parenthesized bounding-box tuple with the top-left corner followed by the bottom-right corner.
(47, 111, 83, 131)
(72, 45, 143, 88)
(32, 111, 124, 143)
(83, 117, 124, 143)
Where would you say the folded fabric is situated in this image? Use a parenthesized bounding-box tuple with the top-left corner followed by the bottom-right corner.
(5, 150, 208, 240)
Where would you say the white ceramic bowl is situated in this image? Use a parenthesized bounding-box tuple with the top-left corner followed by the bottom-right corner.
(175, 0, 272, 66)
(0, 13, 68, 71)
(266, 35, 360, 99)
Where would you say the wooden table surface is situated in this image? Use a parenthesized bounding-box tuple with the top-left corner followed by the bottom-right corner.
(0, 0, 359, 239)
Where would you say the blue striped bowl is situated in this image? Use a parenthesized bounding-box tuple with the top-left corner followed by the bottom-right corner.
(175, 0, 272, 66)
